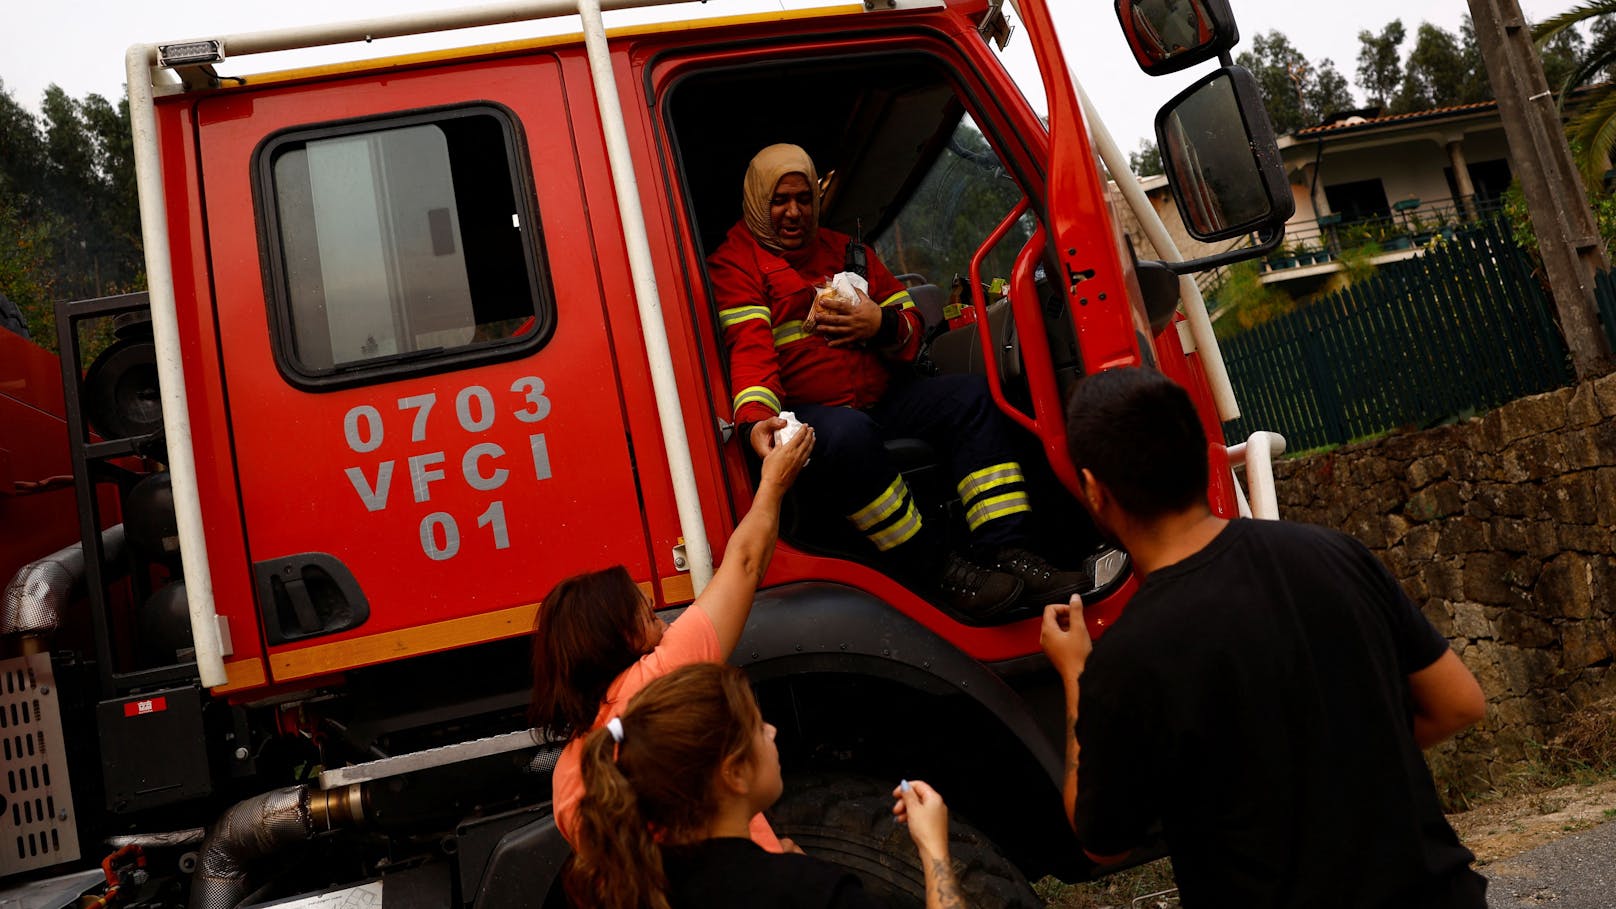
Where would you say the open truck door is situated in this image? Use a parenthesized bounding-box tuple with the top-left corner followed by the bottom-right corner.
(995, 0, 1293, 505)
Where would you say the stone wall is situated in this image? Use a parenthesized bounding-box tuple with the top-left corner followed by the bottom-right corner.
(1272, 374, 1616, 798)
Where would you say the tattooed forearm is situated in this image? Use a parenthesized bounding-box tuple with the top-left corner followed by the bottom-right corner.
(924, 852, 967, 909)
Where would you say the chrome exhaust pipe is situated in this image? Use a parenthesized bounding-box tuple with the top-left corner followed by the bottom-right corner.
(2, 526, 126, 637)
(188, 784, 365, 909)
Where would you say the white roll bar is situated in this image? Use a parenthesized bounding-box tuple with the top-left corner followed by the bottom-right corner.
(578, 0, 714, 591)
(1225, 431, 1287, 520)
(126, 46, 228, 687)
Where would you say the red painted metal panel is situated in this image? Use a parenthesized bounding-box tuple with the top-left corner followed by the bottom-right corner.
(0, 332, 81, 579)
(190, 57, 655, 677)
(157, 100, 270, 674)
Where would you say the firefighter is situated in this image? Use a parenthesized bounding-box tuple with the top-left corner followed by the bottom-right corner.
(708, 143, 1083, 620)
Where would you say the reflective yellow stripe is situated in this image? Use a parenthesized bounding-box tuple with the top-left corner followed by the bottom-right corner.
(868, 500, 923, 551)
(719, 305, 772, 329)
(880, 290, 916, 311)
(732, 386, 781, 414)
(957, 462, 1025, 503)
(965, 491, 1031, 531)
(772, 320, 809, 347)
(849, 477, 908, 531)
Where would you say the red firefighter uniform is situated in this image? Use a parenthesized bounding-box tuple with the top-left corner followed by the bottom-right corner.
(709, 220, 1035, 564)
(709, 221, 922, 422)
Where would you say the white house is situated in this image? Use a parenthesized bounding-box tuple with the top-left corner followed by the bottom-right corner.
(1117, 98, 1521, 295)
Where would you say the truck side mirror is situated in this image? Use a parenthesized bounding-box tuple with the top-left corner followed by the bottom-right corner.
(1155, 66, 1293, 242)
(1114, 0, 1237, 75)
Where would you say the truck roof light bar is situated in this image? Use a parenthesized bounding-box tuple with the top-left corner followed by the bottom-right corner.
(156, 40, 224, 67)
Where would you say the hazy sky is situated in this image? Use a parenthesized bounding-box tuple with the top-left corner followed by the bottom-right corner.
(1, 0, 1568, 153)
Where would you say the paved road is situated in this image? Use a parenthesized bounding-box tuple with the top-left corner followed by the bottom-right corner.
(1484, 819, 1616, 908)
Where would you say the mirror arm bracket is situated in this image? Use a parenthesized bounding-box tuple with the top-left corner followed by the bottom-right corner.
(1152, 226, 1284, 276)
(979, 0, 1013, 51)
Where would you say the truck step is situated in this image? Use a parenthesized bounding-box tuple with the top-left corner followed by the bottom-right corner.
(318, 728, 561, 789)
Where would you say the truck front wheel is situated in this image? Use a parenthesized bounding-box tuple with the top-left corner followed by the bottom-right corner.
(768, 773, 1043, 908)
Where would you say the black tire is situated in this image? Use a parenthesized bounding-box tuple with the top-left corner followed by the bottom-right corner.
(768, 773, 1042, 909)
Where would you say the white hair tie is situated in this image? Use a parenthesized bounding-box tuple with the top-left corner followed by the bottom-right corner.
(605, 717, 625, 744)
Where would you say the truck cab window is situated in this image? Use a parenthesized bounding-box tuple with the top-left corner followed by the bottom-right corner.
(260, 107, 549, 380)
(873, 113, 1036, 288)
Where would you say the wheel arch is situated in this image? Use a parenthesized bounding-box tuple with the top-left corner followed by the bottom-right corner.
(733, 582, 1083, 881)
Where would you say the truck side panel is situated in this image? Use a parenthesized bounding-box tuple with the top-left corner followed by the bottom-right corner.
(184, 57, 662, 682)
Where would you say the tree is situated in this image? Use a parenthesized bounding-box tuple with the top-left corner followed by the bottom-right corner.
(1593, 14, 1616, 82)
(0, 178, 62, 343)
(0, 80, 47, 203)
(1534, 2, 1616, 184)
(1457, 16, 1497, 102)
(1307, 60, 1357, 121)
(1539, 23, 1590, 101)
(0, 81, 143, 349)
(1394, 23, 1491, 112)
(1129, 139, 1163, 177)
(1356, 20, 1407, 108)
(1237, 31, 1360, 135)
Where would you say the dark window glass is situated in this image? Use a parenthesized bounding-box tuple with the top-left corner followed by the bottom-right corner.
(1323, 178, 1392, 224)
(263, 108, 547, 377)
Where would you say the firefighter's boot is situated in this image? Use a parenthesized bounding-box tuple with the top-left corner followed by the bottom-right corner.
(935, 551, 1024, 622)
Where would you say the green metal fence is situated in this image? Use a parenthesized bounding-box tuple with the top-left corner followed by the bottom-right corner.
(1221, 219, 1574, 451)
(1594, 267, 1616, 353)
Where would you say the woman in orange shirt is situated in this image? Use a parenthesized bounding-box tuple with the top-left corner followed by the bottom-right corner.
(531, 416, 813, 852)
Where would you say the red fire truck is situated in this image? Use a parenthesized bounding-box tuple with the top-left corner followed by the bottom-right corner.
(2, 0, 1292, 905)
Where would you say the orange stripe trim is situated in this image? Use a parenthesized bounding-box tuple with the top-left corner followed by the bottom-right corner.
(660, 573, 695, 605)
(214, 658, 267, 694)
(270, 602, 541, 682)
(268, 574, 693, 681)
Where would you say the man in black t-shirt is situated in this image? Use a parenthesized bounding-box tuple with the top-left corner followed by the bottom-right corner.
(1039, 368, 1488, 908)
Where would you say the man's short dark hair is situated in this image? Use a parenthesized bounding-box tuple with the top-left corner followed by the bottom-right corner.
(1065, 368, 1209, 518)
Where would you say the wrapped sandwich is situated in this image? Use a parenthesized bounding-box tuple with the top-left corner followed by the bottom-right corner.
(804, 271, 869, 333)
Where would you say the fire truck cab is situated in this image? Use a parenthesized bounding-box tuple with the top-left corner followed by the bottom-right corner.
(3, 0, 1292, 905)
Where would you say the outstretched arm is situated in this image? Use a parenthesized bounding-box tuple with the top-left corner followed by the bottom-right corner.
(695, 423, 814, 657)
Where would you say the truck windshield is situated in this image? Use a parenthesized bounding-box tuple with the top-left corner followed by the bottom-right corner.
(873, 113, 1036, 287)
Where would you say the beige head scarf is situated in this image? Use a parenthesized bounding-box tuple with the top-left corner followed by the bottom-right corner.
(742, 143, 819, 253)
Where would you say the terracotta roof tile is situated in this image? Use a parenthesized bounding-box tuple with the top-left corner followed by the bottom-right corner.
(1294, 100, 1499, 137)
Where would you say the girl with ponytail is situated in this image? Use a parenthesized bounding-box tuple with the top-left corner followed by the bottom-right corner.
(571, 663, 966, 909)
(532, 420, 813, 852)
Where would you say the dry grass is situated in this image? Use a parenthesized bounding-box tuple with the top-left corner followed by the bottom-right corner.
(1035, 860, 1177, 909)
(1542, 696, 1616, 774)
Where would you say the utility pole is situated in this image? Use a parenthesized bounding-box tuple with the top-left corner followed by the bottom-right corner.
(1470, 0, 1613, 379)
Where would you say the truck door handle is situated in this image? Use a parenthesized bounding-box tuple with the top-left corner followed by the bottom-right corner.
(968, 200, 1084, 497)
(253, 553, 371, 645)
(969, 198, 1039, 435)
